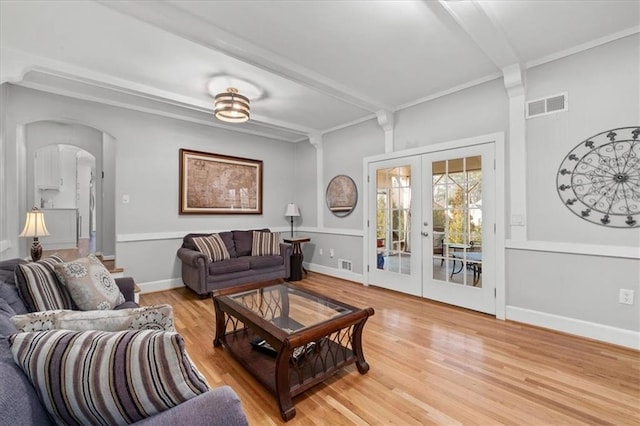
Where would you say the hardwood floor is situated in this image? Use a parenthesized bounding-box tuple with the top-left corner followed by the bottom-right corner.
(141, 273, 640, 425)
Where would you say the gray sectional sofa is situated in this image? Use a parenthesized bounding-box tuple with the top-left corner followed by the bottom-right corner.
(0, 257, 248, 425)
(177, 229, 292, 296)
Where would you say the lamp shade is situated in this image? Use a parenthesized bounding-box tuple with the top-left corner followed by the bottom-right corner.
(214, 87, 250, 123)
(285, 203, 300, 217)
(19, 207, 50, 238)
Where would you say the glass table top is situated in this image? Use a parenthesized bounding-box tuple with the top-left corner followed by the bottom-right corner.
(227, 283, 353, 333)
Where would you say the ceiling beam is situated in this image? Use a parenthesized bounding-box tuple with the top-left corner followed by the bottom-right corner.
(438, 0, 521, 70)
(97, 0, 392, 113)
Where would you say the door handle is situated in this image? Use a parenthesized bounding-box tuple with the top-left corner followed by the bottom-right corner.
(421, 231, 429, 237)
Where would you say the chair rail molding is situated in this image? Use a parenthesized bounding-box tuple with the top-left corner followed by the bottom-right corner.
(505, 239, 640, 259)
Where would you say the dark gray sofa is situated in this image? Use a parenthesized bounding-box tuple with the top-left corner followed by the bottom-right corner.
(177, 229, 292, 296)
(0, 258, 248, 426)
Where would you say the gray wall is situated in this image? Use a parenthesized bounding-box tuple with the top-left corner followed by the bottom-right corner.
(1, 85, 296, 283)
(526, 34, 640, 246)
(394, 78, 509, 149)
(506, 34, 640, 332)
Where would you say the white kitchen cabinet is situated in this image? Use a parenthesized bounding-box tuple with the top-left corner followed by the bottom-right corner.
(35, 145, 61, 190)
(40, 208, 78, 250)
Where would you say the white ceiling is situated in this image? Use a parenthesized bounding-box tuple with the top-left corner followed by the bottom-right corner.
(1, 0, 638, 142)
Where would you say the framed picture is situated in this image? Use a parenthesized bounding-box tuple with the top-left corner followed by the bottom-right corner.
(179, 149, 263, 214)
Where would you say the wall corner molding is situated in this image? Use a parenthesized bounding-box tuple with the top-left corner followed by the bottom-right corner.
(376, 109, 395, 153)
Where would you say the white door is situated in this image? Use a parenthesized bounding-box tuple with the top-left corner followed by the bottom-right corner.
(422, 143, 496, 314)
(367, 143, 496, 314)
(367, 156, 422, 296)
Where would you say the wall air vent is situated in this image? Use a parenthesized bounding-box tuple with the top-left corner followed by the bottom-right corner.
(338, 259, 353, 272)
(526, 92, 568, 119)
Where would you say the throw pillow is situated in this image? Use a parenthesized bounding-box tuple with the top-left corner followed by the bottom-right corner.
(192, 234, 231, 262)
(54, 254, 125, 310)
(11, 304, 175, 332)
(15, 255, 74, 312)
(251, 231, 281, 256)
(10, 329, 210, 425)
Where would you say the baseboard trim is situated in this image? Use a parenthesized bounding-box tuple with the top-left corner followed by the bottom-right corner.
(304, 262, 364, 284)
(137, 278, 184, 294)
(506, 305, 640, 350)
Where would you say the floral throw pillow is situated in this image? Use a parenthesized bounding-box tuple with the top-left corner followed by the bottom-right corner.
(54, 254, 125, 310)
(11, 304, 175, 332)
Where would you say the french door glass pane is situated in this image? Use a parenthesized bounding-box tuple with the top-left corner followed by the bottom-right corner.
(432, 156, 483, 287)
(376, 165, 411, 274)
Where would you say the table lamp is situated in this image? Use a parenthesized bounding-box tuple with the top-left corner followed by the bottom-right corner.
(19, 207, 50, 261)
(284, 203, 300, 237)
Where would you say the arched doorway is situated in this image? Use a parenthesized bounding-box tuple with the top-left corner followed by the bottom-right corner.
(21, 120, 115, 260)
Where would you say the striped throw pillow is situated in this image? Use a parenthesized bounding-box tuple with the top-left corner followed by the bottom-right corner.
(193, 234, 230, 262)
(251, 231, 281, 256)
(15, 255, 74, 312)
(10, 329, 210, 425)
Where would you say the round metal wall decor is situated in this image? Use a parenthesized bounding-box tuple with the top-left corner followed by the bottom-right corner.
(556, 126, 639, 228)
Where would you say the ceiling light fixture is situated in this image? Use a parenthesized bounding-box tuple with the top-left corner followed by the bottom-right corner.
(214, 87, 250, 123)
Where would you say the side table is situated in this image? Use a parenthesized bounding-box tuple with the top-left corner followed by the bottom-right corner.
(283, 236, 310, 281)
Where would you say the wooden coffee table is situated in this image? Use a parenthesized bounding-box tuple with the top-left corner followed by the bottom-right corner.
(212, 282, 374, 421)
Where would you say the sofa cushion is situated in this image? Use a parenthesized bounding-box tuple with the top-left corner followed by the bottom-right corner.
(0, 299, 18, 336)
(54, 254, 125, 310)
(249, 255, 284, 270)
(116, 300, 141, 310)
(0, 257, 26, 286)
(16, 255, 74, 312)
(0, 336, 51, 425)
(251, 231, 281, 256)
(11, 304, 175, 333)
(219, 231, 236, 258)
(209, 258, 251, 275)
(233, 228, 269, 257)
(0, 280, 28, 315)
(10, 329, 210, 425)
(193, 234, 231, 262)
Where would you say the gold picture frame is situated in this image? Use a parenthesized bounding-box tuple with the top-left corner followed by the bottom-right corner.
(179, 149, 263, 214)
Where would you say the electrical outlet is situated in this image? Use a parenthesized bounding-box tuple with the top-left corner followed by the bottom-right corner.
(319, 248, 323, 256)
(619, 289, 634, 305)
(329, 249, 334, 258)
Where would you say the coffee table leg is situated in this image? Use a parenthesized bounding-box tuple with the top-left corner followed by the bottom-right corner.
(212, 299, 224, 347)
(353, 313, 373, 374)
(275, 351, 296, 420)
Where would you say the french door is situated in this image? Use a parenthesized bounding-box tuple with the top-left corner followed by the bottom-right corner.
(367, 156, 422, 296)
(368, 143, 496, 314)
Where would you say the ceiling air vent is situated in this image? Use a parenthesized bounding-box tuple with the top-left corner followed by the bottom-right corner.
(526, 92, 568, 119)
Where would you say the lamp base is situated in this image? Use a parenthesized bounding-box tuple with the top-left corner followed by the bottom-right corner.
(31, 238, 43, 262)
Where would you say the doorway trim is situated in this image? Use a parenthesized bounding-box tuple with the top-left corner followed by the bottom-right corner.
(15, 119, 116, 261)
(363, 132, 506, 319)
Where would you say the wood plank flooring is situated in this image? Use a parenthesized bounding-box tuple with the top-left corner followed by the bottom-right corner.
(141, 272, 640, 425)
